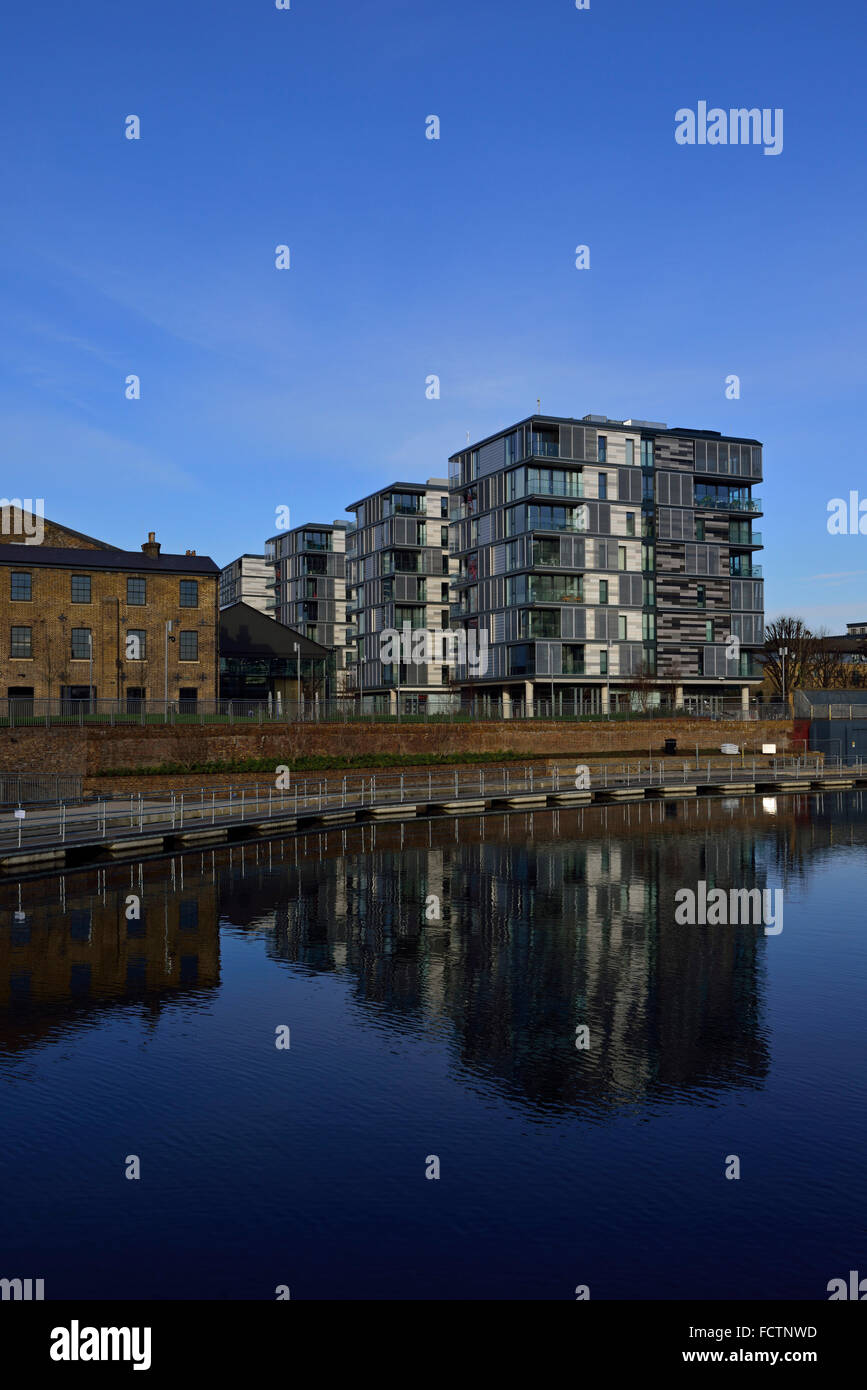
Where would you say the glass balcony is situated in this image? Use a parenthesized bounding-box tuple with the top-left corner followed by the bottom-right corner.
(695, 495, 762, 512)
(528, 435, 560, 458)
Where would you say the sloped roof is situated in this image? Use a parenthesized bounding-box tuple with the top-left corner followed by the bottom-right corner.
(220, 602, 331, 657)
(0, 544, 219, 574)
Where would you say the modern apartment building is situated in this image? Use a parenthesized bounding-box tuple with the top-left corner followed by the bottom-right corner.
(265, 520, 349, 690)
(345, 479, 454, 712)
(448, 414, 764, 714)
(219, 554, 274, 616)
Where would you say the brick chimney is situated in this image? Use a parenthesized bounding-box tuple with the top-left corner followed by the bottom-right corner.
(141, 531, 161, 558)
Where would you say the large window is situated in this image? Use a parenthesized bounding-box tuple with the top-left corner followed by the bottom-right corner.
(597, 436, 607, 462)
(11, 573, 31, 601)
(532, 537, 561, 568)
(527, 467, 582, 499)
(71, 627, 91, 659)
(528, 574, 582, 603)
(10, 626, 32, 658)
(127, 577, 146, 605)
(508, 643, 534, 676)
(179, 631, 198, 661)
(71, 574, 91, 603)
(562, 643, 585, 675)
(384, 492, 425, 517)
(180, 580, 199, 608)
(599, 579, 609, 604)
(302, 530, 332, 550)
(598, 472, 608, 500)
(522, 609, 559, 638)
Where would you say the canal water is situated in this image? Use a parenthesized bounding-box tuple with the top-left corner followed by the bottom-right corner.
(1, 791, 865, 1300)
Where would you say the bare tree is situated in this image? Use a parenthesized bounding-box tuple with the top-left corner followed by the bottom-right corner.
(624, 661, 656, 713)
(809, 628, 848, 690)
(763, 617, 813, 698)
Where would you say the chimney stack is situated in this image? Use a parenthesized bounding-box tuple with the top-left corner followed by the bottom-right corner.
(141, 531, 161, 558)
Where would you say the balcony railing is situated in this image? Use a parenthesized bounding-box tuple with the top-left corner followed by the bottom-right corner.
(695, 496, 762, 513)
(525, 480, 583, 499)
(730, 564, 762, 578)
(528, 436, 560, 458)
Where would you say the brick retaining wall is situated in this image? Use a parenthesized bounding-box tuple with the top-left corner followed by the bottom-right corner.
(0, 718, 797, 779)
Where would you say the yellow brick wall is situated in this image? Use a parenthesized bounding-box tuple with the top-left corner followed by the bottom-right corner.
(0, 562, 219, 700)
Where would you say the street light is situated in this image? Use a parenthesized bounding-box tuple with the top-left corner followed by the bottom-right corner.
(293, 642, 300, 719)
(604, 639, 611, 719)
(88, 629, 93, 712)
(164, 620, 176, 706)
(779, 645, 789, 711)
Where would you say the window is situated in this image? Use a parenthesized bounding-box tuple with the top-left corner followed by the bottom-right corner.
(10, 626, 32, 658)
(562, 643, 585, 675)
(618, 546, 627, 571)
(599, 579, 608, 604)
(71, 627, 91, 659)
(625, 513, 635, 536)
(597, 436, 607, 462)
(180, 580, 198, 608)
(441, 555, 449, 574)
(441, 609, 449, 629)
(625, 440, 635, 466)
(619, 614, 627, 639)
(599, 649, 608, 675)
(597, 473, 608, 500)
(441, 496, 449, 517)
(508, 643, 534, 676)
(441, 666, 449, 685)
(126, 629, 146, 660)
(695, 519, 705, 542)
(11, 573, 31, 601)
(642, 612, 656, 640)
(441, 526, 449, 547)
(71, 574, 91, 603)
(179, 630, 198, 661)
(640, 439, 654, 467)
(441, 582, 449, 601)
(127, 577, 146, 605)
(697, 584, 706, 608)
(706, 620, 714, 643)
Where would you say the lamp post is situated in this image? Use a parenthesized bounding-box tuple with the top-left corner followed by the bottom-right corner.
(293, 642, 300, 719)
(779, 645, 789, 711)
(164, 620, 174, 706)
(604, 639, 611, 719)
(88, 629, 93, 712)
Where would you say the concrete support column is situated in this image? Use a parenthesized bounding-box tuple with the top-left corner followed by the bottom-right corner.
(502, 689, 511, 721)
(524, 681, 534, 718)
(741, 684, 750, 715)
(675, 685, 684, 710)
(389, 688, 398, 716)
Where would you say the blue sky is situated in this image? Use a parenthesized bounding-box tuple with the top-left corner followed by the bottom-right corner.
(1, 0, 864, 627)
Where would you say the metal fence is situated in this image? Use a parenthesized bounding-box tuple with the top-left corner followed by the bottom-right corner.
(0, 774, 83, 806)
(0, 753, 849, 856)
(0, 696, 790, 728)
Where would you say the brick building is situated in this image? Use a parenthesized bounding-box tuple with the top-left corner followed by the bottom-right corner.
(0, 511, 219, 708)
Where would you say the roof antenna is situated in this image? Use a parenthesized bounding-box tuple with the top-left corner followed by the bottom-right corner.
(466, 430, 470, 444)
(537, 397, 541, 413)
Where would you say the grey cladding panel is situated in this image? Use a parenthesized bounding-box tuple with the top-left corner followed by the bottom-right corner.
(479, 437, 506, 477)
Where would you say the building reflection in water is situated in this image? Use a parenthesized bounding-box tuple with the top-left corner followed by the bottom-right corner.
(1, 790, 862, 1112)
